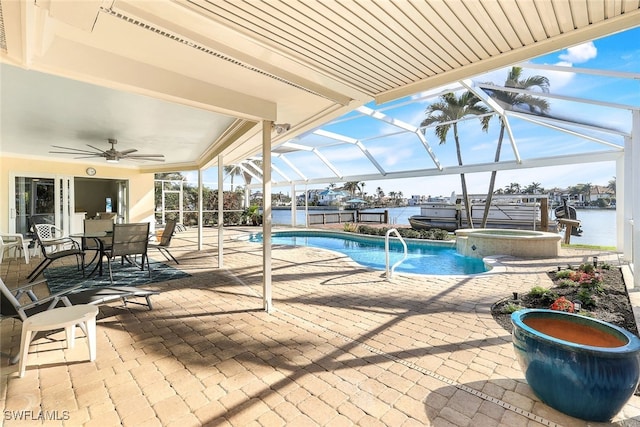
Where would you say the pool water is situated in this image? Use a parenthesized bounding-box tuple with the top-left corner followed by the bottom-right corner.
(248, 231, 487, 275)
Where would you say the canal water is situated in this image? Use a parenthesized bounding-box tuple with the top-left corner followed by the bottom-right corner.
(272, 206, 617, 248)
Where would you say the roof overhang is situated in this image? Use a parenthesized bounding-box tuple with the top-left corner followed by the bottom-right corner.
(1, 0, 639, 170)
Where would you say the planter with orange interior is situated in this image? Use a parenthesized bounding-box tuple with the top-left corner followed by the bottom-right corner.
(511, 309, 640, 422)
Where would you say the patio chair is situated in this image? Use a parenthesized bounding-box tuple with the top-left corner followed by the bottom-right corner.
(1, 277, 158, 365)
(149, 220, 179, 264)
(82, 219, 114, 251)
(1, 277, 80, 364)
(34, 223, 79, 253)
(95, 212, 117, 221)
(103, 222, 151, 284)
(0, 233, 30, 264)
(27, 228, 85, 283)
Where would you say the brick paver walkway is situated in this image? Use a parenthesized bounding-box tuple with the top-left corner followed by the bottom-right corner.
(1, 227, 638, 426)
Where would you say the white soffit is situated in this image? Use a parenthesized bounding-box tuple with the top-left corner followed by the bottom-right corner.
(0, 0, 639, 171)
(179, 0, 640, 103)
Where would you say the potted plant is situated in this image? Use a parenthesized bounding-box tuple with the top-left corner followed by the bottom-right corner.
(511, 309, 640, 421)
(246, 205, 262, 226)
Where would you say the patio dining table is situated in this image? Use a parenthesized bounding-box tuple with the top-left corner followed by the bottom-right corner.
(71, 231, 112, 277)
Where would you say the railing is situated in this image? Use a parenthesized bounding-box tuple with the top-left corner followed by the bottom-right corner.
(307, 210, 388, 226)
(307, 212, 357, 225)
(385, 228, 408, 280)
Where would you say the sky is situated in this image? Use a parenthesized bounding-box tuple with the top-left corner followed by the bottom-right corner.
(194, 26, 640, 199)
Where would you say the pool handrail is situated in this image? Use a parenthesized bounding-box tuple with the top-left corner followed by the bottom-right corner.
(385, 228, 408, 280)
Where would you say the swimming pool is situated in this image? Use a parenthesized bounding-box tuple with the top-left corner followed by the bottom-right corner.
(247, 230, 488, 275)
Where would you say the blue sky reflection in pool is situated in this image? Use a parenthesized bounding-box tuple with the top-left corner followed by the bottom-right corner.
(249, 231, 487, 275)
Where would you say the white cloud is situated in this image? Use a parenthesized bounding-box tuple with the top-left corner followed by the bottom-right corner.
(558, 42, 597, 63)
(544, 61, 576, 91)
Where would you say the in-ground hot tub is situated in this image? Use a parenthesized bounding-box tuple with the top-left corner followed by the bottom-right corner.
(456, 228, 561, 258)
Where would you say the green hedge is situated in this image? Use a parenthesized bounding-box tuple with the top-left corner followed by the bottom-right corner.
(356, 225, 451, 241)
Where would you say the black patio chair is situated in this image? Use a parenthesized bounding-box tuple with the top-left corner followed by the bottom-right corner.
(26, 227, 85, 283)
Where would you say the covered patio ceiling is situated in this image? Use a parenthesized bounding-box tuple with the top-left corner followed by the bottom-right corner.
(1, 0, 640, 173)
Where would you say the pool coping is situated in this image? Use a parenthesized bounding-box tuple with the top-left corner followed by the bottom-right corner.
(237, 227, 508, 278)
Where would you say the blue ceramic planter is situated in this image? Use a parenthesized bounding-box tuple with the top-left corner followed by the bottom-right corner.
(511, 309, 640, 422)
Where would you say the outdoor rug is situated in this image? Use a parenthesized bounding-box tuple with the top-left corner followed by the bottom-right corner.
(44, 260, 190, 294)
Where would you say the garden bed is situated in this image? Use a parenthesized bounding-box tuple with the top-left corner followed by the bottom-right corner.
(491, 264, 637, 336)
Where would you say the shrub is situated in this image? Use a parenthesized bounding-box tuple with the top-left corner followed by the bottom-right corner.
(557, 279, 577, 288)
(529, 286, 549, 297)
(397, 228, 421, 239)
(577, 289, 597, 308)
(420, 228, 451, 241)
(354, 226, 451, 241)
(343, 222, 358, 232)
(357, 225, 379, 235)
(501, 302, 522, 314)
(550, 296, 574, 312)
(580, 263, 595, 274)
(528, 286, 558, 305)
(555, 269, 574, 279)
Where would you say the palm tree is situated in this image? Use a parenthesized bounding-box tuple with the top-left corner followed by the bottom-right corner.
(343, 181, 362, 197)
(481, 67, 550, 227)
(504, 182, 521, 194)
(388, 191, 397, 205)
(376, 187, 384, 203)
(421, 91, 491, 227)
(607, 177, 616, 193)
(224, 165, 242, 192)
(583, 182, 593, 205)
(523, 182, 543, 194)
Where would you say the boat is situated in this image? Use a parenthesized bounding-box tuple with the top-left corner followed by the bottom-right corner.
(408, 202, 462, 232)
(409, 194, 558, 232)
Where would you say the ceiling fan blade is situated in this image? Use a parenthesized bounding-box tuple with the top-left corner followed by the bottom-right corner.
(86, 144, 107, 153)
(51, 140, 163, 162)
(70, 154, 107, 159)
(50, 145, 102, 155)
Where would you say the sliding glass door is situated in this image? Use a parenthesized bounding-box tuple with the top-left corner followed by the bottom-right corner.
(9, 174, 74, 240)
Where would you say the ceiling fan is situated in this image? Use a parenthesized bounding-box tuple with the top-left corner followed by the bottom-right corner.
(50, 138, 165, 163)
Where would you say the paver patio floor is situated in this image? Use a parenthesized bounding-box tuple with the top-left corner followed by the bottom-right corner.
(2, 227, 639, 426)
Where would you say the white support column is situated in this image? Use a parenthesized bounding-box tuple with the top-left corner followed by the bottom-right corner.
(179, 181, 184, 226)
(218, 156, 224, 268)
(198, 170, 203, 251)
(631, 110, 639, 288)
(305, 186, 309, 228)
(291, 184, 297, 227)
(263, 121, 273, 312)
(619, 141, 629, 256)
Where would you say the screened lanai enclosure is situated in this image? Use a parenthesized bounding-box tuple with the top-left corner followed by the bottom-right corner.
(3, 1, 640, 306)
(156, 54, 639, 258)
